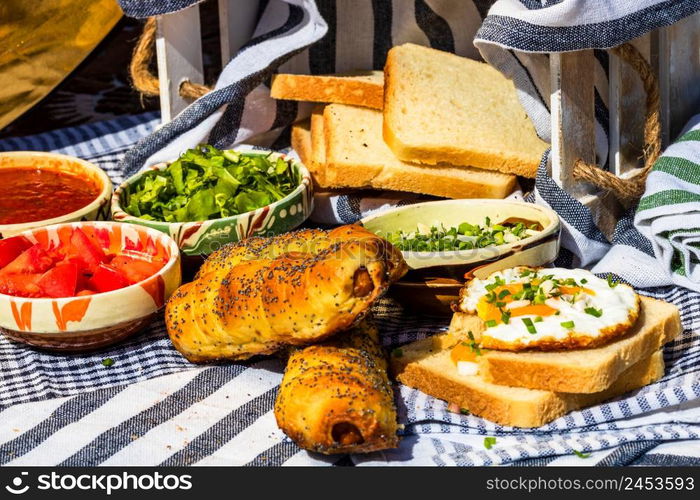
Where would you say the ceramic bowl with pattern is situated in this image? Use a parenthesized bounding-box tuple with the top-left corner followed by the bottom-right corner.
(0, 151, 113, 238)
(0, 221, 181, 351)
(110, 151, 314, 256)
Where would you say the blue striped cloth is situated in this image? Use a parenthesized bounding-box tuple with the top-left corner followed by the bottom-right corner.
(0, 112, 699, 466)
(1, 0, 699, 466)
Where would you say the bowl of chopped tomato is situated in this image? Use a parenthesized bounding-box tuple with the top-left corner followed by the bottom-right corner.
(0, 221, 181, 351)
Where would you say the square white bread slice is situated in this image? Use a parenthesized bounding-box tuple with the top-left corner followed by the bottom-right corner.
(291, 119, 312, 164)
(392, 337, 665, 428)
(448, 295, 681, 393)
(271, 71, 384, 109)
(383, 43, 549, 178)
(290, 118, 320, 188)
(310, 105, 327, 186)
(291, 107, 329, 189)
(323, 103, 517, 199)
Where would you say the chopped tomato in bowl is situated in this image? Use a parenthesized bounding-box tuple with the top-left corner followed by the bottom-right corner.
(0, 228, 168, 298)
(0, 221, 181, 351)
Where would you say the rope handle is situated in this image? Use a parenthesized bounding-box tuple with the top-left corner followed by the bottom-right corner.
(130, 17, 212, 101)
(129, 21, 660, 201)
(572, 43, 661, 201)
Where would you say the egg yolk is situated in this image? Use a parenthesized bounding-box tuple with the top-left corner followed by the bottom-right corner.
(450, 342, 478, 363)
(476, 282, 596, 325)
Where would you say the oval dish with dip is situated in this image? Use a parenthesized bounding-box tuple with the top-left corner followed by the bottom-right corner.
(361, 199, 561, 314)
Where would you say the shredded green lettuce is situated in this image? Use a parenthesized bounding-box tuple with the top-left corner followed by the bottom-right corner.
(122, 146, 300, 222)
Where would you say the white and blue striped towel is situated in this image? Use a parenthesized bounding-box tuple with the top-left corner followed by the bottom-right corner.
(0, 0, 699, 466)
(0, 112, 699, 466)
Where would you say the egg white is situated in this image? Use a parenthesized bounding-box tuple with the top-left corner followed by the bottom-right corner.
(459, 267, 640, 350)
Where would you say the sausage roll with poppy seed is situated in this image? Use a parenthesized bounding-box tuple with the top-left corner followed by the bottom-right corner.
(165, 225, 407, 362)
(196, 225, 406, 283)
(275, 319, 399, 454)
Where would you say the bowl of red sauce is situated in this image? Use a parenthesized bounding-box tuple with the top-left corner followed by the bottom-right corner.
(0, 221, 181, 351)
(0, 152, 112, 238)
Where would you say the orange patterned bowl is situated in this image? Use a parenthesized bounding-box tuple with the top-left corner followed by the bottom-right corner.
(0, 221, 181, 351)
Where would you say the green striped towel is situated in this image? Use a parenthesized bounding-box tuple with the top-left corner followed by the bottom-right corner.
(635, 114, 700, 292)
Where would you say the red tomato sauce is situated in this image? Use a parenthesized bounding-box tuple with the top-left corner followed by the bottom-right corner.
(0, 167, 101, 225)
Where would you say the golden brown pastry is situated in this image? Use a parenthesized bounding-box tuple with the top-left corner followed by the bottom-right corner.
(275, 319, 399, 454)
(196, 225, 405, 283)
(165, 225, 407, 362)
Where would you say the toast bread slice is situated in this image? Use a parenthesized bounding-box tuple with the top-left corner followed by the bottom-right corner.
(271, 71, 384, 109)
(323, 103, 517, 199)
(310, 105, 327, 186)
(290, 118, 320, 188)
(392, 340, 665, 428)
(383, 44, 548, 178)
(448, 295, 681, 393)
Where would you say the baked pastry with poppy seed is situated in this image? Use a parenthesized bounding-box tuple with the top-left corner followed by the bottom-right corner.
(275, 319, 399, 454)
(165, 225, 407, 362)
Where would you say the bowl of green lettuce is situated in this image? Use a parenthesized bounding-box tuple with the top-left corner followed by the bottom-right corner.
(111, 146, 313, 255)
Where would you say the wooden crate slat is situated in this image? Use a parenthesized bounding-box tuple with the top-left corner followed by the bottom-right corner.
(155, 6, 204, 122)
(608, 34, 653, 177)
(218, 0, 260, 65)
(550, 50, 596, 198)
(658, 11, 700, 144)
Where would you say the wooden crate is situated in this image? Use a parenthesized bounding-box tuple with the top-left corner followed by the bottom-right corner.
(153, 2, 700, 230)
(551, 13, 700, 232)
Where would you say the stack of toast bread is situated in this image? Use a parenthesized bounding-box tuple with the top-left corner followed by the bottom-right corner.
(390, 268, 681, 427)
(275, 44, 549, 199)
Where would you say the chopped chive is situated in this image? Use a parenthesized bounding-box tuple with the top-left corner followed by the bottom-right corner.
(501, 310, 511, 324)
(520, 269, 531, 277)
(498, 289, 511, 299)
(584, 307, 603, 317)
(485, 320, 497, 328)
(580, 278, 588, 284)
(460, 408, 470, 415)
(573, 449, 591, 459)
(561, 320, 575, 329)
(521, 317, 537, 334)
(607, 274, 618, 288)
(495, 301, 506, 308)
(533, 316, 544, 323)
(485, 216, 491, 226)
(467, 331, 482, 356)
(483, 437, 497, 450)
(102, 358, 115, 367)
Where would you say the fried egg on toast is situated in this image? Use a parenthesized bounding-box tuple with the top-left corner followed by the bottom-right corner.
(458, 267, 640, 351)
